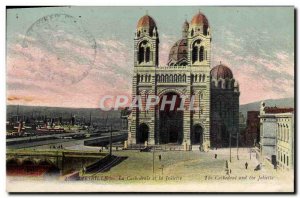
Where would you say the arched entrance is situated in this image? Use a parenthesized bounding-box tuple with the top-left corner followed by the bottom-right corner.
(159, 92, 183, 144)
(192, 124, 203, 145)
(137, 123, 149, 144)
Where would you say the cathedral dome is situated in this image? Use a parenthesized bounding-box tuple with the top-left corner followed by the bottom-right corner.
(137, 15, 157, 31)
(168, 39, 188, 65)
(211, 63, 233, 79)
(191, 11, 209, 27)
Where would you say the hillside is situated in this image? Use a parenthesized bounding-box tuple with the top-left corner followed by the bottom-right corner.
(239, 97, 294, 118)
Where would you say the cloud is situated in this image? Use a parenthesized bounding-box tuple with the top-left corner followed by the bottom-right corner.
(7, 27, 294, 107)
(7, 34, 132, 108)
(211, 29, 294, 104)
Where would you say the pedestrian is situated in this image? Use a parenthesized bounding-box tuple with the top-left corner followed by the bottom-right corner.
(215, 154, 217, 159)
(225, 160, 228, 169)
(230, 169, 232, 174)
(159, 155, 161, 161)
(245, 162, 248, 169)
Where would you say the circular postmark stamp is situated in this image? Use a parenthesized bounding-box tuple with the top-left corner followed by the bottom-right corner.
(22, 13, 97, 85)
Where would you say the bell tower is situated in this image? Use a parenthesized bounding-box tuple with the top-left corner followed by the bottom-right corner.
(188, 11, 212, 148)
(129, 14, 159, 145)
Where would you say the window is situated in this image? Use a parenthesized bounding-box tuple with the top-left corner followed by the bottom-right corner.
(138, 41, 151, 64)
(192, 46, 198, 63)
(199, 46, 204, 62)
(192, 40, 201, 63)
(203, 25, 208, 35)
(138, 47, 144, 63)
(218, 81, 222, 88)
(145, 47, 150, 62)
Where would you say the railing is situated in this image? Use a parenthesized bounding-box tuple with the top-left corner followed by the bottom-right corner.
(157, 65, 187, 70)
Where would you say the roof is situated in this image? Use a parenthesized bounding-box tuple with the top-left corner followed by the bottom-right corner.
(168, 39, 188, 64)
(137, 15, 157, 31)
(264, 107, 294, 114)
(191, 11, 209, 27)
(210, 63, 233, 79)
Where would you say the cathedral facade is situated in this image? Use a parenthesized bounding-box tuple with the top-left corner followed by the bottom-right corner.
(128, 12, 240, 149)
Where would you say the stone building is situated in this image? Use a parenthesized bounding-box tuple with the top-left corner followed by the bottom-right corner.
(242, 111, 260, 147)
(276, 112, 294, 170)
(128, 12, 240, 149)
(259, 102, 294, 169)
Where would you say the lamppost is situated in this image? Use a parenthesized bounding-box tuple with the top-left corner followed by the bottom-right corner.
(236, 128, 239, 160)
(229, 131, 232, 163)
(152, 146, 155, 175)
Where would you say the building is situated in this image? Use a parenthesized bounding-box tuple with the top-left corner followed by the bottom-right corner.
(128, 12, 240, 149)
(242, 111, 260, 147)
(276, 112, 294, 170)
(259, 102, 294, 169)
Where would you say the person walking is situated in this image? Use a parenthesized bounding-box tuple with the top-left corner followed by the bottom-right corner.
(245, 162, 248, 169)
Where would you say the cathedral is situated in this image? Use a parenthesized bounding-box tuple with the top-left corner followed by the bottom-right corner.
(127, 11, 240, 149)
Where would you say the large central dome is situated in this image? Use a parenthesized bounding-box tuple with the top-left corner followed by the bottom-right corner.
(168, 39, 188, 65)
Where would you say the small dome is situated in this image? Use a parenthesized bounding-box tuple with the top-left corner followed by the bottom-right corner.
(211, 63, 233, 79)
(191, 11, 209, 27)
(168, 39, 188, 64)
(137, 15, 157, 32)
(182, 20, 189, 30)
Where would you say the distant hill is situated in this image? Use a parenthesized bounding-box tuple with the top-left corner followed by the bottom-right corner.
(6, 105, 122, 126)
(239, 97, 294, 119)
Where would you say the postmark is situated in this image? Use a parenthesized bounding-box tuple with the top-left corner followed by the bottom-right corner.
(22, 13, 97, 85)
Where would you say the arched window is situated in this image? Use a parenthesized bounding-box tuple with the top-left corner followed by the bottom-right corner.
(138, 41, 151, 64)
(166, 74, 169, 83)
(145, 47, 150, 62)
(218, 81, 222, 88)
(202, 74, 205, 82)
(174, 74, 178, 82)
(203, 25, 208, 36)
(192, 40, 201, 63)
(192, 45, 198, 63)
(183, 75, 186, 82)
(199, 74, 202, 82)
(199, 46, 204, 62)
(225, 80, 229, 89)
(195, 75, 198, 82)
(138, 47, 144, 63)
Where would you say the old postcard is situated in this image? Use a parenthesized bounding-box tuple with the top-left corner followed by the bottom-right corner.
(6, 6, 295, 192)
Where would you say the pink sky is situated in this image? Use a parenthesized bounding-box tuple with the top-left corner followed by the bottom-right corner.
(7, 34, 294, 108)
